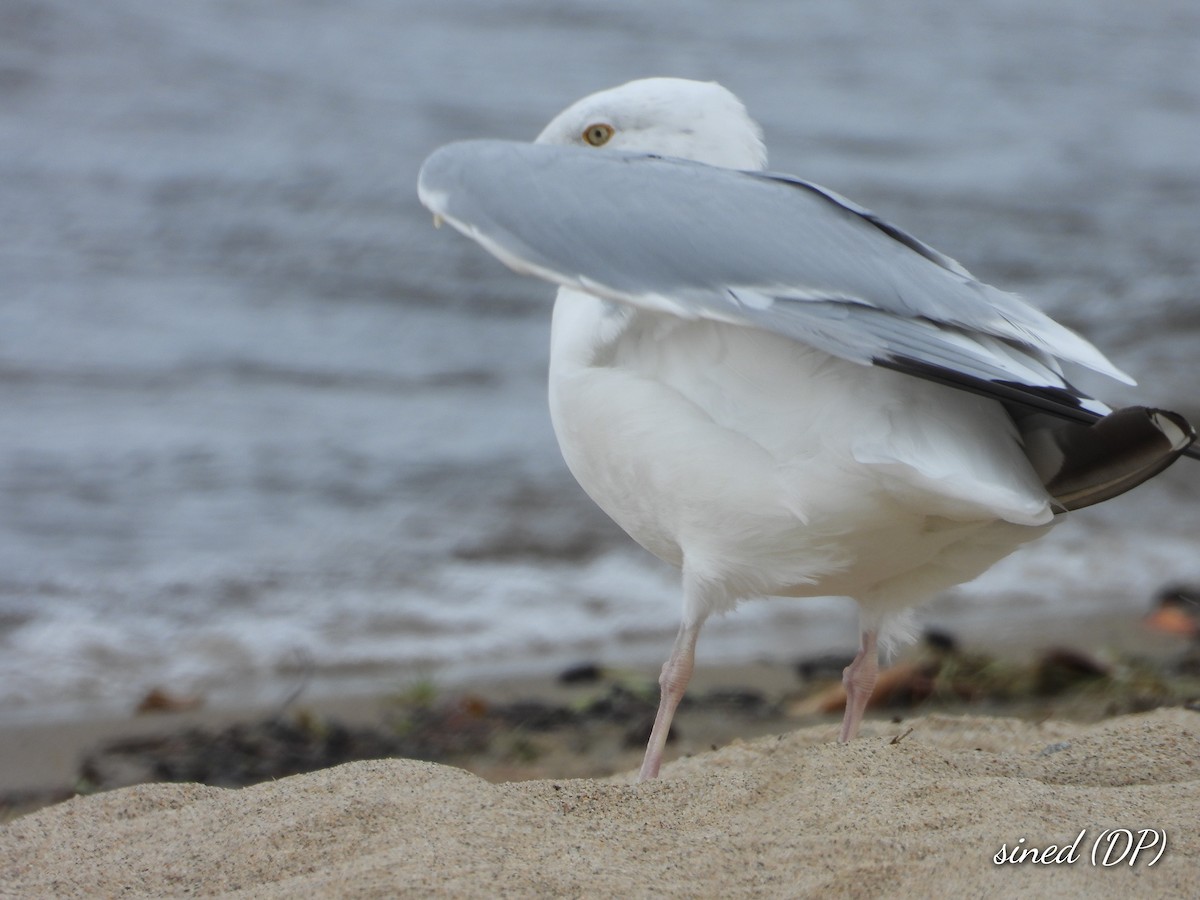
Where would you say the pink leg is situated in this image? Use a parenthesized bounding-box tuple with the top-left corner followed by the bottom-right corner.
(838, 630, 879, 743)
(638, 622, 701, 781)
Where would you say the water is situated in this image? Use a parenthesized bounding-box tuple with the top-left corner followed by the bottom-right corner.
(2, 0, 1198, 722)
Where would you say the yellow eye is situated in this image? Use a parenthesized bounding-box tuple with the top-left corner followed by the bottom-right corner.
(582, 123, 615, 146)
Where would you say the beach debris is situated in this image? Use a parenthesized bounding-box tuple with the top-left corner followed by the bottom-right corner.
(80, 717, 409, 792)
(135, 687, 204, 715)
(1033, 648, 1111, 696)
(923, 629, 959, 654)
(788, 631, 1185, 717)
(1144, 584, 1200, 638)
(794, 652, 856, 683)
(558, 663, 604, 684)
(56, 645, 1200, 801)
(889, 726, 915, 745)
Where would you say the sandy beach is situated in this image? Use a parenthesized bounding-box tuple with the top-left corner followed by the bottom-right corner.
(3, 627, 1198, 897)
(2, 708, 1196, 897)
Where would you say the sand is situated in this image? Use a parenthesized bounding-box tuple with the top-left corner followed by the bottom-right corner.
(2, 709, 1196, 898)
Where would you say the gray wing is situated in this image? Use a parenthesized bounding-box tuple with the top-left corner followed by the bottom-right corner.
(417, 140, 1129, 424)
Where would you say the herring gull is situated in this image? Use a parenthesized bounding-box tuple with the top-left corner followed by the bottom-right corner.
(417, 77, 1196, 780)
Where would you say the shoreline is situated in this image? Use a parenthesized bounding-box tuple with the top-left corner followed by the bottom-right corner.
(3, 610, 1194, 818)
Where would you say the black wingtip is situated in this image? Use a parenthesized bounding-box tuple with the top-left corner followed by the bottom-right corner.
(876, 354, 1199, 471)
(1042, 406, 1196, 511)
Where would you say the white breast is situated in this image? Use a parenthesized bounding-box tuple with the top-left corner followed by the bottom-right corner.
(547, 287, 1053, 620)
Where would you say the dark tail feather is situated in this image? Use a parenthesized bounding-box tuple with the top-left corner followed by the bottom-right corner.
(1017, 406, 1196, 512)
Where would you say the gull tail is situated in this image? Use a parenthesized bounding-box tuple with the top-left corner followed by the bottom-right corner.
(1017, 406, 1197, 512)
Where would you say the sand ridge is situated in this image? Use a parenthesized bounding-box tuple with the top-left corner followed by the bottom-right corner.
(2, 710, 1196, 898)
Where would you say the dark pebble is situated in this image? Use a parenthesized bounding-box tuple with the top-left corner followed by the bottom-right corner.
(558, 663, 604, 684)
(795, 652, 854, 681)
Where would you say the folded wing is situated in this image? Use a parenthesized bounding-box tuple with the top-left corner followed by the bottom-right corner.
(417, 140, 1197, 502)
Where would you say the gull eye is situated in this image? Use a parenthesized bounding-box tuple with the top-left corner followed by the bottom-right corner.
(582, 123, 615, 147)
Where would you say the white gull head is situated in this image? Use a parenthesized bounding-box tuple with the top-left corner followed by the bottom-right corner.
(534, 77, 767, 171)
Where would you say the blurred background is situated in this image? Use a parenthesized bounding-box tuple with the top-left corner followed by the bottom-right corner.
(1, 0, 1197, 723)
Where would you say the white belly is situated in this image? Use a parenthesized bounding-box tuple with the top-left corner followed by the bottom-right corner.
(547, 289, 1053, 619)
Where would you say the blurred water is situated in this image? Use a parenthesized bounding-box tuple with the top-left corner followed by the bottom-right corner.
(1, 0, 1197, 721)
